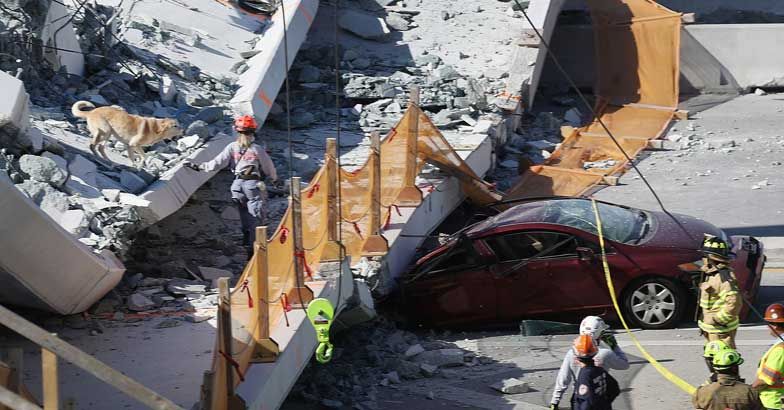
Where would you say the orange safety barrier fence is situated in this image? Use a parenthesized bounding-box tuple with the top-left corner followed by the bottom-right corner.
(201, 91, 502, 409)
(506, 0, 681, 201)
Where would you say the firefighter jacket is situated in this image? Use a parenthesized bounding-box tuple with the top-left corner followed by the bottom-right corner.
(692, 374, 762, 410)
(200, 142, 277, 181)
(756, 342, 784, 409)
(698, 265, 741, 334)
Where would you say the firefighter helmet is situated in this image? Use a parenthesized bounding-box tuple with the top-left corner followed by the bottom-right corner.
(765, 303, 784, 323)
(580, 316, 609, 340)
(713, 349, 744, 370)
(234, 115, 258, 133)
(703, 340, 730, 358)
(573, 334, 598, 359)
(701, 235, 731, 260)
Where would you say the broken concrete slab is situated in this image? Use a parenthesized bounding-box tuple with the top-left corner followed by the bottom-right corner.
(19, 154, 67, 186)
(490, 378, 530, 394)
(198, 266, 233, 281)
(120, 170, 148, 194)
(338, 9, 391, 40)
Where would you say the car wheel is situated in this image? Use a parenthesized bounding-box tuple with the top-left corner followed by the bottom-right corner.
(622, 277, 686, 329)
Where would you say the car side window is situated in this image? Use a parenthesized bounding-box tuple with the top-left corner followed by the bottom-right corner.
(430, 241, 480, 272)
(485, 231, 576, 262)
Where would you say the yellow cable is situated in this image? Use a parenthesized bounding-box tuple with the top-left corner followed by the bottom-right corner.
(591, 198, 697, 396)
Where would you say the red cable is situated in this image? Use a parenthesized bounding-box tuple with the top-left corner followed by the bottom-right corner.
(240, 279, 253, 308)
(383, 204, 402, 231)
(295, 250, 314, 280)
(280, 227, 289, 244)
(218, 350, 246, 382)
(306, 183, 320, 199)
(281, 294, 291, 327)
(352, 221, 363, 239)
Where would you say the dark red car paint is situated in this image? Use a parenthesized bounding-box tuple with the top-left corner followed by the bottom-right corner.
(401, 199, 765, 328)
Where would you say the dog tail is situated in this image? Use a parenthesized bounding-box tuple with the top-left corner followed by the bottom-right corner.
(71, 101, 95, 118)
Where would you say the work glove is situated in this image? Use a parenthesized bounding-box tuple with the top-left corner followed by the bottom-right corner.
(182, 160, 201, 171)
(549, 403, 558, 410)
(601, 332, 618, 350)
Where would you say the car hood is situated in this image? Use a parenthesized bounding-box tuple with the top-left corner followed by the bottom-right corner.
(644, 211, 723, 250)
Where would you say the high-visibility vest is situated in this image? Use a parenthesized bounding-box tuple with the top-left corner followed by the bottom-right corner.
(757, 342, 784, 409)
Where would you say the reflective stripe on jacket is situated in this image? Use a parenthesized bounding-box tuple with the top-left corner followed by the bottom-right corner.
(757, 342, 784, 409)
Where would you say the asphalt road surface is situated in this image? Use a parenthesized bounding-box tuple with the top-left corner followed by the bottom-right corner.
(372, 267, 784, 409)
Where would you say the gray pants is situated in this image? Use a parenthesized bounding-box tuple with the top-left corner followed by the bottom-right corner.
(230, 179, 265, 245)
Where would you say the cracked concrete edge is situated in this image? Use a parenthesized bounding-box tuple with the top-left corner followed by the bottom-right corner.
(0, 171, 125, 314)
(138, 132, 235, 224)
(230, 0, 319, 123)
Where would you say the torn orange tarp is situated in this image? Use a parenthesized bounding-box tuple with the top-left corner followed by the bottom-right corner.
(506, 0, 680, 201)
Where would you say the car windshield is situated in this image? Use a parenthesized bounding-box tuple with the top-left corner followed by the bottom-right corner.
(540, 199, 650, 244)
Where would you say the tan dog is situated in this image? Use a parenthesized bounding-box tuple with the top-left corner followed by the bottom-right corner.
(71, 101, 183, 167)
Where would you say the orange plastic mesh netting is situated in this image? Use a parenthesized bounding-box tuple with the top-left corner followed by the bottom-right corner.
(505, 0, 680, 201)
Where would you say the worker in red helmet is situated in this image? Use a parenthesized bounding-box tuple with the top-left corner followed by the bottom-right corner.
(184, 115, 278, 257)
(752, 303, 784, 409)
(569, 334, 621, 410)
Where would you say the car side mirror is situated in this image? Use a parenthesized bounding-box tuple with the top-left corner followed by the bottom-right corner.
(576, 247, 595, 262)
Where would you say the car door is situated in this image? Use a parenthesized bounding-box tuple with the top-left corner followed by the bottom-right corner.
(404, 238, 499, 326)
(481, 230, 559, 321)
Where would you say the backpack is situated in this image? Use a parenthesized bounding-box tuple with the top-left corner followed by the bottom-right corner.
(572, 364, 621, 410)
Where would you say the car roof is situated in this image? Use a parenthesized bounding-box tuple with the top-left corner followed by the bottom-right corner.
(466, 197, 616, 237)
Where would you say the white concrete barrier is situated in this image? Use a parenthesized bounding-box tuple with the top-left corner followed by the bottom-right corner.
(0, 172, 124, 314)
(230, 0, 319, 124)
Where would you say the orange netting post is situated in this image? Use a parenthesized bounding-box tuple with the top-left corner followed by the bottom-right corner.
(287, 177, 314, 308)
(320, 138, 342, 262)
(214, 277, 243, 410)
(397, 86, 423, 206)
(361, 131, 389, 256)
(250, 226, 279, 363)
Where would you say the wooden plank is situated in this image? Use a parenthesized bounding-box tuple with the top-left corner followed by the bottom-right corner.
(320, 138, 341, 262)
(0, 304, 182, 410)
(362, 131, 389, 256)
(287, 178, 313, 307)
(216, 277, 234, 406)
(0, 385, 41, 410)
(251, 226, 279, 363)
(397, 87, 423, 206)
(41, 348, 58, 410)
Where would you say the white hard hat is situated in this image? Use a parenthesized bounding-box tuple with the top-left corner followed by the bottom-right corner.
(579, 316, 609, 340)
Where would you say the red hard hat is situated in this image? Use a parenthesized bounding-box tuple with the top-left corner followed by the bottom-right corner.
(234, 115, 258, 132)
(765, 303, 784, 323)
(573, 334, 598, 359)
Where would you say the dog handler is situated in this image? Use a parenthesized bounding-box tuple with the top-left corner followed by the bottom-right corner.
(184, 115, 277, 256)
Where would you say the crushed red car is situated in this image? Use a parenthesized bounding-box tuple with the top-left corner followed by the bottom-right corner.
(400, 198, 764, 329)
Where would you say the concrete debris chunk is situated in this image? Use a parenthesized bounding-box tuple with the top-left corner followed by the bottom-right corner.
(321, 399, 343, 409)
(583, 159, 618, 170)
(154, 319, 181, 329)
(127, 292, 156, 311)
(564, 108, 582, 126)
(420, 363, 439, 377)
(159, 75, 177, 103)
(195, 106, 225, 124)
(754, 88, 767, 96)
(412, 348, 465, 367)
(120, 170, 148, 194)
(491, 378, 530, 394)
(178, 135, 202, 151)
(338, 10, 390, 40)
(166, 278, 207, 295)
(404, 344, 425, 357)
(185, 120, 209, 140)
(39, 189, 69, 223)
(298, 65, 321, 83)
(383, 371, 401, 384)
(385, 13, 411, 31)
(396, 360, 423, 379)
(472, 119, 493, 134)
(199, 266, 233, 280)
(60, 209, 90, 237)
(19, 154, 67, 186)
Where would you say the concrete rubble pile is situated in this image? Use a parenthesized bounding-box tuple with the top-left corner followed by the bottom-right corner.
(288, 317, 490, 409)
(0, 0, 267, 258)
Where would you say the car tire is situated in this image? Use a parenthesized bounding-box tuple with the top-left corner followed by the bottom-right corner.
(622, 276, 687, 329)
